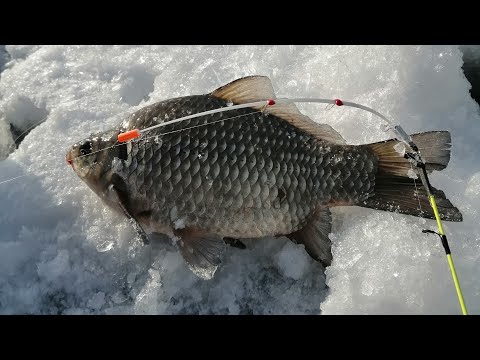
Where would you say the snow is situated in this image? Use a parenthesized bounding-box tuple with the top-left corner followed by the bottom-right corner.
(173, 218, 185, 230)
(274, 242, 312, 280)
(0, 45, 479, 314)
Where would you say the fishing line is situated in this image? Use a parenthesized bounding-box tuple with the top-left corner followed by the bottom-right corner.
(325, 103, 335, 111)
(74, 110, 262, 162)
(116, 97, 413, 148)
(0, 110, 262, 185)
(11, 115, 49, 145)
(0, 173, 32, 185)
(135, 111, 263, 145)
(118, 101, 273, 142)
(3, 115, 50, 158)
(74, 142, 122, 161)
(410, 162, 424, 217)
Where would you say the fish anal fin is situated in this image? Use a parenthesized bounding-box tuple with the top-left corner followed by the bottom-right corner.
(286, 206, 333, 267)
(210, 76, 346, 144)
(174, 227, 226, 280)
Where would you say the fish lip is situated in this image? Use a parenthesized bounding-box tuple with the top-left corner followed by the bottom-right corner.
(66, 149, 73, 167)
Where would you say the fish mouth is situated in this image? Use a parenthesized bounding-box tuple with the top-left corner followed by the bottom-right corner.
(66, 149, 73, 167)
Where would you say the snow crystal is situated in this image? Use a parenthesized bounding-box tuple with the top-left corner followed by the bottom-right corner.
(407, 169, 418, 179)
(393, 142, 406, 156)
(173, 218, 185, 230)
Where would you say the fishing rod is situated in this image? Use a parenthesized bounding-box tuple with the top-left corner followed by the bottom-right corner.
(117, 97, 468, 315)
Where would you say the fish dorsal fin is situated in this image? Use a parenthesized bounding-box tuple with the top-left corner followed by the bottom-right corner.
(271, 110, 347, 145)
(211, 76, 346, 144)
(211, 75, 276, 102)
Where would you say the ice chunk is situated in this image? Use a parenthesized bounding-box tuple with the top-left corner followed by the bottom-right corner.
(274, 241, 311, 280)
(393, 142, 406, 156)
(87, 292, 106, 310)
(407, 169, 418, 179)
(174, 218, 185, 230)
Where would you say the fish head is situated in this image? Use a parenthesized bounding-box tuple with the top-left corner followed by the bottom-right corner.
(66, 129, 120, 196)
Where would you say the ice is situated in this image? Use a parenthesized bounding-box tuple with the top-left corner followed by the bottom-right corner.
(0, 45, 479, 314)
(0, 119, 14, 160)
(111, 291, 128, 304)
(87, 291, 105, 311)
(407, 169, 418, 179)
(393, 142, 405, 156)
(0, 45, 9, 72)
(96, 240, 114, 252)
(465, 172, 480, 197)
(1, 94, 48, 131)
(274, 241, 312, 280)
(173, 218, 185, 230)
(134, 269, 162, 314)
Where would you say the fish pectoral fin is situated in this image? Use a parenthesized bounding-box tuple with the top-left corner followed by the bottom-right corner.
(174, 228, 226, 280)
(127, 215, 150, 245)
(286, 206, 333, 268)
(210, 75, 346, 144)
(108, 184, 150, 245)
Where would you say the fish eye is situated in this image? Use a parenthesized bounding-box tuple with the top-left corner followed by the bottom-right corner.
(79, 141, 92, 156)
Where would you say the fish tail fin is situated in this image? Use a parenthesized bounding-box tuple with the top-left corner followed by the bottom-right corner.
(360, 131, 463, 222)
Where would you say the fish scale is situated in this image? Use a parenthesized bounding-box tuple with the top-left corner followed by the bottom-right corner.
(113, 95, 376, 238)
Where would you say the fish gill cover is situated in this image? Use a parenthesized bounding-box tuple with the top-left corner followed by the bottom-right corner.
(0, 45, 479, 314)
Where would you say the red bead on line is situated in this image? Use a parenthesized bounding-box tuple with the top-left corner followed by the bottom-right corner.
(334, 99, 343, 106)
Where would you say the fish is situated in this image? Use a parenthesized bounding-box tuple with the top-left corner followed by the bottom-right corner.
(66, 76, 463, 280)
